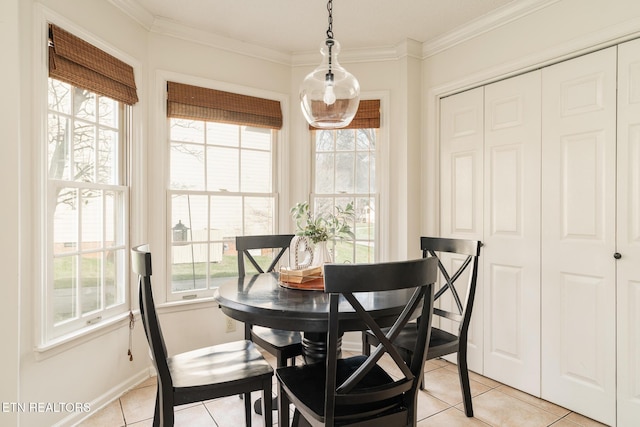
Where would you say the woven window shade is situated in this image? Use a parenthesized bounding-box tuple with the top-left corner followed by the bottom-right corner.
(167, 82, 283, 129)
(48, 24, 138, 105)
(309, 99, 380, 130)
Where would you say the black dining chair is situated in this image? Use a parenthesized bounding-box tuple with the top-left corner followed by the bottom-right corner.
(132, 244, 273, 427)
(236, 234, 304, 368)
(276, 257, 437, 427)
(361, 237, 482, 417)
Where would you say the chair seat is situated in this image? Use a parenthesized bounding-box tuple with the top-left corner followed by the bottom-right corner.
(276, 355, 406, 424)
(169, 340, 273, 390)
(386, 325, 459, 360)
(250, 326, 303, 353)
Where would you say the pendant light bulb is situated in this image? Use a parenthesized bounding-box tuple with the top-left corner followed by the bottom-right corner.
(323, 75, 337, 105)
(300, 38, 360, 128)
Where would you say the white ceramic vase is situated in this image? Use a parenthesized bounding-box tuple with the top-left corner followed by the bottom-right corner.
(312, 240, 333, 266)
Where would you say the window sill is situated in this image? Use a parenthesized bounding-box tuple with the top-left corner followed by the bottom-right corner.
(34, 298, 220, 361)
(156, 296, 218, 314)
(34, 311, 136, 361)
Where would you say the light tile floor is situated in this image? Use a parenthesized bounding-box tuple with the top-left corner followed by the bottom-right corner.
(77, 351, 608, 427)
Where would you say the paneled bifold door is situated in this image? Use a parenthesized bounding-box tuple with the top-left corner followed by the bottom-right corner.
(483, 71, 541, 397)
(439, 41, 640, 426)
(439, 88, 484, 373)
(616, 38, 640, 427)
(440, 72, 543, 396)
(541, 46, 617, 426)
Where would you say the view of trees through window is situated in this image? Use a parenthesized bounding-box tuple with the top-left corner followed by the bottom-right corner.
(47, 78, 127, 337)
(313, 128, 377, 264)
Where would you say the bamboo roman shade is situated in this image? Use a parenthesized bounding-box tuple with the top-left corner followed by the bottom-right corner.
(309, 99, 380, 130)
(167, 82, 283, 129)
(48, 24, 138, 105)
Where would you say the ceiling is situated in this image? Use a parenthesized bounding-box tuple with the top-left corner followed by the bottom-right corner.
(112, 0, 527, 55)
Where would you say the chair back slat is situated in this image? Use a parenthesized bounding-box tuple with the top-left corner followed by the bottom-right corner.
(322, 257, 437, 425)
(433, 307, 463, 323)
(236, 234, 294, 277)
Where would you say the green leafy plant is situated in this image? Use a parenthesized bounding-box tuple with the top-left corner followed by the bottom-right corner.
(290, 201, 355, 244)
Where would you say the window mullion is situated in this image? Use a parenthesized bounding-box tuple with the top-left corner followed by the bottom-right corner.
(203, 121, 208, 192)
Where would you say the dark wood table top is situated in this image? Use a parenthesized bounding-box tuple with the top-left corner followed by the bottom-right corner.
(213, 272, 418, 333)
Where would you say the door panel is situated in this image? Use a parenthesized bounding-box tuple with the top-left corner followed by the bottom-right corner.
(541, 47, 617, 425)
(440, 88, 484, 373)
(483, 71, 541, 396)
(617, 38, 640, 427)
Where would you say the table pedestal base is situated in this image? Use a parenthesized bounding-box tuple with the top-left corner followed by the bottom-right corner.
(302, 332, 342, 364)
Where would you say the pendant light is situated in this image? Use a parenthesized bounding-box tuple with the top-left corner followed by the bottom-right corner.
(300, 0, 360, 129)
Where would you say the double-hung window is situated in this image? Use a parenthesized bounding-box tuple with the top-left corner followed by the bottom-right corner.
(311, 100, 380, 263)
(45, 24, 138, 341)
(166, 82, 283, 299)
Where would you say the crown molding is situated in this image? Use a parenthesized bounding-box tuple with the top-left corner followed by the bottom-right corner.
(106, 0, 154, 30)
(108, 0, 559, 66)
(150, 17, 292, 65)
(422, 0, 560, 58)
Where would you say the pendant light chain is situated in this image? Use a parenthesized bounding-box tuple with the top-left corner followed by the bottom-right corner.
(326, 0, 334, 39)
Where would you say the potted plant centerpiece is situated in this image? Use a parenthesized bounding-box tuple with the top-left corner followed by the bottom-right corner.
(290, 201, 355, 267)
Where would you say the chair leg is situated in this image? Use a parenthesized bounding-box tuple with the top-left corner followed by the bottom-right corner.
(277, 352, 287, 369)
(157, 383, 175, 427)
(277, 383, 290, 427)
(292, 409, 301, 427)
(361, 332, 371, 356)
(243, 392, 252, 426)
(153, 388, 161, 427)
(262, 379, 272, 426)
(457, 350, 474, 417)
(292, 409, 313, 427)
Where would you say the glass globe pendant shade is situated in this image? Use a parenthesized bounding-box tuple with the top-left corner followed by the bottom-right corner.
(300, 39, 360, 129)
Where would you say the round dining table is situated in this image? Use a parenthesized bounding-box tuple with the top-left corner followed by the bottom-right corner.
(213, 272, 419, 362)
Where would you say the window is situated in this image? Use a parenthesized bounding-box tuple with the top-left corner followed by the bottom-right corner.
(166, 82, 282, 299)
(311, 99, 380, 264)
(312, 128, 377, 263)
(44, 24, 137, 341)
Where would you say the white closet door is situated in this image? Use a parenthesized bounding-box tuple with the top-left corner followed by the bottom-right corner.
(617, 38, 640, 427)
(541, 47, 617, 425)
(440, 87, 484, 373)
(483, 71, 541, 396)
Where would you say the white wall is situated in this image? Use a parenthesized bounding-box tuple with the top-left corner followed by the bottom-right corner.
(1, 0, 22, 425)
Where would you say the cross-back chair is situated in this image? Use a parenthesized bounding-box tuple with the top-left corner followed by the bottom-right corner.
(362, 237, 482, 417)
(132, 244, 273, 427)
(235, 234, 304, 368)
(276, 257, 437, 427)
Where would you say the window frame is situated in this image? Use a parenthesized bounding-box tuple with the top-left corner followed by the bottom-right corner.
(35, 15, 140, 349)
(161, 77, 288, 303)
(310, 126, 380, 264)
